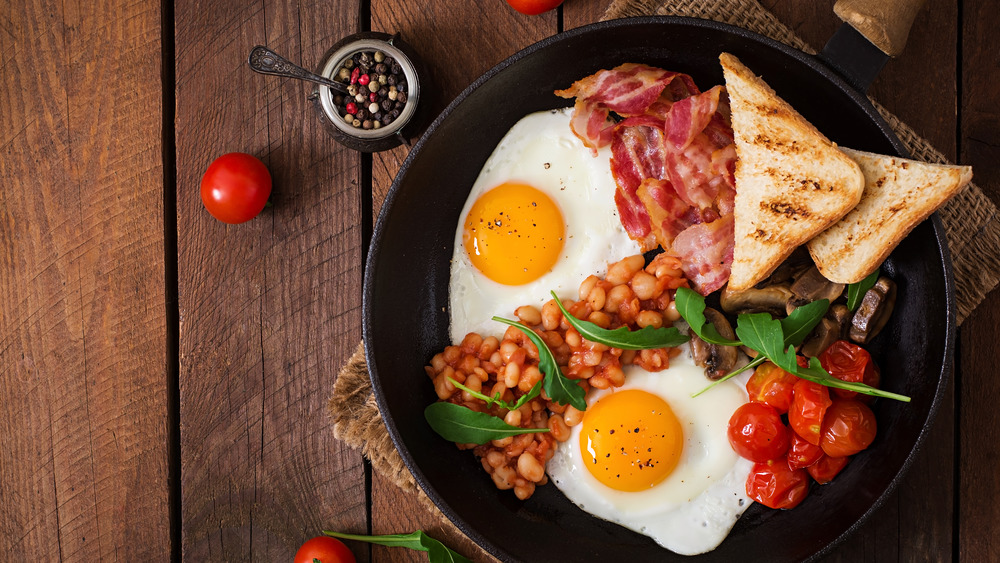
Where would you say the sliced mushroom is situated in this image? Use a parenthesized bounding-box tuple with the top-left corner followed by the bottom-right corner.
(828, 304, 851, 339)
(691, 307, 739, 380)
(765, 250, 813, 286)
(720, 284, 794, 316)
(849, 277, 897, 344)
(800, 318, 841, 358)
(791, 266, 846, 302)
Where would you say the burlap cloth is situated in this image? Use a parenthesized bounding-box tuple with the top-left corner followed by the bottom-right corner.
(330, 0, 1000, 556)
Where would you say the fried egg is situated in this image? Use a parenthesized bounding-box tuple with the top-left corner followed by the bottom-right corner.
(547, 346, 754, 555)
(448, 107, 637, 341)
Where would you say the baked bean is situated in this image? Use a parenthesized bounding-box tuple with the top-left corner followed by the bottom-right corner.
(565, 329, 581, 348)
(606, 255, 645, 284)
(486, 450, 505, 468)
(541, 299, 562, 330)
(433, 372, 454, 400)
(493, 465, 516, 490)
(630, 271, 657, 300)
(583, 349, 603, 367)
(479, 336, 500, 359)
(519, 365, 541, 392)
(578, 274, 599, 300)
(620, 349, 637, 365)
(564, 405, 583, 426)
(587, 286, 606, 310)
(514, 482, 535, 500)
(605, 284, 634, 313)
(491, 436, 513, 448)
(430, 353, 446, 372)
(442, 345, 461, 364)
(461, 332, 483, 354)
(504, 409, 522, 427)
(490, 381, 508, 400)
(604, 363, 626, 387)
(515, 305, 542, 326)
(461, 373, 482, 402)
(504, 362, 520, 388)
(548, 414, 571, 442)
(458, 354, 479, 373)
(587, 311, 611, 328)
(636, 310, 663, 329)
(590, 373, 610, 389)
(500, 340, 519, 363)
(517, 452, 545, 482)
(664, 299, 681, 322)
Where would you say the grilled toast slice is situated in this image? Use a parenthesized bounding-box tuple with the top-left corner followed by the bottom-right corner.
(808, 148, 973, 283)
(720, 53, 864, 290)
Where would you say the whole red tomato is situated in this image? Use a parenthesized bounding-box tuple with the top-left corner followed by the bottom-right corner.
(505, 0, 563, 15)
(727, 402, 790, 462)
(200, 152, 272, 224)
(788, 378, 832, 445)
(820, 399, 877, 457)
(294, 536, 356, 563)
(746, 362, 797, 414)
(819, 340, 880, 400)
(787, 432, 823, 471)
(807, 454, 850, 484)
(746, 457, 810, 509)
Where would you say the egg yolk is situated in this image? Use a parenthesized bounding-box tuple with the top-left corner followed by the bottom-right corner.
(462, 182, 565, 285)
(580, 389, 683, 492)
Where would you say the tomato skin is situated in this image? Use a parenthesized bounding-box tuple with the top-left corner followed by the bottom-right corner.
(294, 536, 356, 563)
(807, 455, 850, 484)
(728, 402, 791, 462)
(746, 362, 797, 413)
(787, 432, 824, 471)
(504, 0, 563, 15)
(819, 340, 880, 399)
(788, 378, 832, 445)
(200, 152, 272, 224)
(820, 399, 877, 457)
(746, 457, 810, 509)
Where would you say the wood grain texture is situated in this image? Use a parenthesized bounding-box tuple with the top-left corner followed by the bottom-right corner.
(0, 0, 171, 560)
(958, 0, 1000, 558)
(174, 0, 368, 560)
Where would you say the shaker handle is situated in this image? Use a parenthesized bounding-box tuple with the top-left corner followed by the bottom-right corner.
(834, 0, 927, 56)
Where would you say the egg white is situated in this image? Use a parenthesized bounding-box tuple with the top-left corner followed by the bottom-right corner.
(547, 345, 754, 556)
(448, 107, 639, 342)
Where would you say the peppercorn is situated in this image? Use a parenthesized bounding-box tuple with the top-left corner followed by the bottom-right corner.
(375, 63, 387, 74)
(363, 119, 373, 130)
(350, 67, 360, 84)
(378, 86, 388, 97)
(345, 102, 357, 114)
(352, 118, 361, 127)
(378, 74, 387, 86)
(381, 99, 392, 111)
(369, 91, 378, 103)
(347, 84, 358, 96)
(388, 89, 398, 101)
(355, 108, 367, 120)
(333, 95, 343, 105)
(373, 111, 383, 120)
(391, 63, 402, 74)
(368, 81, 379, 93)
(383, 115, 394, 125)
(343, 59, 354, 69)
(337, 68, 350, 81)
(358, 73, 370, 86)
(387, 75, 397, 86)
(354, 93, 365, 103)
(368, 102, 379, 114)
(373, 120, 382, 129)
(397, 92, 407, 104)
(398, 81, 406, 92)
(374, 51, 385, 63)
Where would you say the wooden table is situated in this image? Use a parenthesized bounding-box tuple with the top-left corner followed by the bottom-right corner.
(2, 0, 997, 560)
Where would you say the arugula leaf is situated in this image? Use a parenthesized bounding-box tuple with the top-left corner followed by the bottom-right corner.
(424, 402, 549, 444)
(550, 291, 689, 349)
(847, 268, 880, 310)
(780, 299, 830, 346)
(493, 316, 586, 410)
(674, 287, 741, 346)
(734, 313, 786, 362)
(448, 378, 542, 411)
(792, 356, 911, 402)
(324, 530, 472, 563)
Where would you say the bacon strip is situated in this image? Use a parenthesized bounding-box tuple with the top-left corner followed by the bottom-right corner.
(672, 215, 735, 295)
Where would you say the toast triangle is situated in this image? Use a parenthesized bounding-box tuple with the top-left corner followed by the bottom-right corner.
(808, 148, 973, 283)
(720, 53, 864, 290)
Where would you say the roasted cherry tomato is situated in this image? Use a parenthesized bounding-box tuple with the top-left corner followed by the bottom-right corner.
(728, 402, 790, 462)
(200, 152, 272, 224)
(787, 432, 824, 471)
(788, 378, 832, 445)
(504, 0, 563, 15)
(294, 536, 356, 563)
(746, 362, 797, 414)
(746, 457, 811, 509)
(807, 454, 850, 484)
(820, 399, 877, 457)
(820, 340, 880, 399)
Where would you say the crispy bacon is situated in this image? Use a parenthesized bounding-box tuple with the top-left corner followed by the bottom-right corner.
(636, 178, 699, 246)
(672, 215, 735, 295)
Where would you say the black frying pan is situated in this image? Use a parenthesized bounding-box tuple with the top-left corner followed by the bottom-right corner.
(363, 4, 953, 561)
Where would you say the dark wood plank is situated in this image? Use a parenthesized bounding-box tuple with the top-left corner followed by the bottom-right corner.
(0, 0, 171, 559)
(367, 3, 556, 561)
(959, 0, 1000, 558)
(174, 1, 368, 560)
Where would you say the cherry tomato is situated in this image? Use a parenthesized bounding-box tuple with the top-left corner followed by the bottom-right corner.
(294, 536, 356, 563)
(819, 340, 880, 399)
(200, 152, 272, 224)
(788, 378, 832, 445)
(820, 399, 877, 457)
(746, 362, 797, 413)
(787, 432, 823, 471)
(746, 457, 810, 509)
(807, 455, 850, 484)
(728, 402, 790, 462)
(504, 0, 563, 15)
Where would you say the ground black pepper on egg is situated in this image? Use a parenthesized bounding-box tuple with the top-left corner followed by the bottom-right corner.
(332, 50, 409, 130)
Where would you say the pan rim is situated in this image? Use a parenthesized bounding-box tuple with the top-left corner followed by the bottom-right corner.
(362, 15, 956, 562)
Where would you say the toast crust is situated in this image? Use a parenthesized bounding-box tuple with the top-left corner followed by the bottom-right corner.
(808, 148, 973, 283)
(720, 53, 864, 291)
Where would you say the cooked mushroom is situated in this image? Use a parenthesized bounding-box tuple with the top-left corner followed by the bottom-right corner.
(800, 318, 841, 358)
(720, 284, 794, 315)
(791, 266, 846, 302)
(828, 304, 851, 338)
(691, 307, 739, 380)
(849, 277, 897, 344)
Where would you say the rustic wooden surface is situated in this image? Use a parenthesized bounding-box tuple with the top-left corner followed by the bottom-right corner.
(1, 0, 996, 561)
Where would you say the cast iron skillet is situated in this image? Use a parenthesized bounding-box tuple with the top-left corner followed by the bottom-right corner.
(363, 10, 954, 563)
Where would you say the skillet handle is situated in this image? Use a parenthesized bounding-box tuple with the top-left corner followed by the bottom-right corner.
(834, 0, 927, 56)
